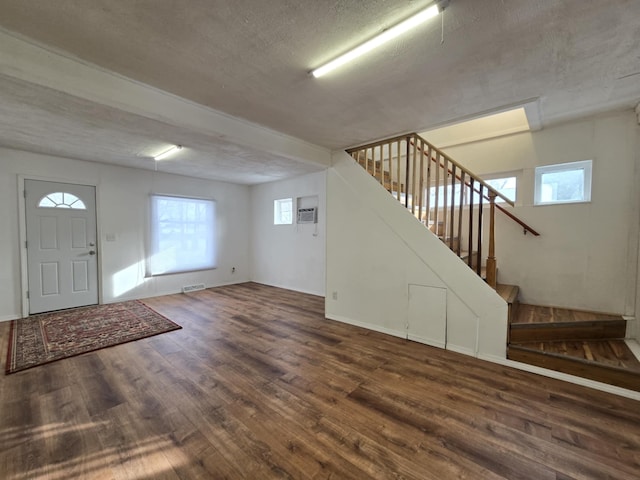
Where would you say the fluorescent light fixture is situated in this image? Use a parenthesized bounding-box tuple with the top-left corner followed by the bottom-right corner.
(311, 3, 442, 78)
(154, 145, 183, 161)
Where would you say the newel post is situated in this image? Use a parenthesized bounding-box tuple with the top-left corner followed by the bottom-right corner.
(486, 193, 498, 289)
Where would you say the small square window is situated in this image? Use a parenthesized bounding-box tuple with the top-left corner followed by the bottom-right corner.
(534, 160, 592, 205)
(274, 198, 293, 225)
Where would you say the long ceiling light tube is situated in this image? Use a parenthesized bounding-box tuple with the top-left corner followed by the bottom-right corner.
(311, 2, 444, 78)
(154, 145, 183, 161)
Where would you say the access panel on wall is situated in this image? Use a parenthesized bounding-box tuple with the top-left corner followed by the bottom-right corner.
(407, 284, 447, 348)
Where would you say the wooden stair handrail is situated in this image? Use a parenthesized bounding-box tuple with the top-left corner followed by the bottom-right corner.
(435, 158, 540, 237)
(495, 204, 540, 236)
(346, 133, 415, 152)
(408, 135, 514, 207)
(351, 134, 540, 237)
(348, 133, 515, 207)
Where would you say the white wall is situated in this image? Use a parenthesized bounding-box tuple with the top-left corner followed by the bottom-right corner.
(250, 171, 326, 296)
(326, 153, 508, 360)
(442, 111, 640, 315)
(0, 148, 251, 320)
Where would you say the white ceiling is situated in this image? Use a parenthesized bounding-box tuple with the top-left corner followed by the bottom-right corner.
(0, 0, 639, 184)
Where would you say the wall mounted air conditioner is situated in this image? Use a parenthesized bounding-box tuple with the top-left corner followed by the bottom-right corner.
(297, 207, 318, 224)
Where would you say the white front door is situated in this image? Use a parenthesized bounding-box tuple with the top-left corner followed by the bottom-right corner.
(25, 180, 98, 314)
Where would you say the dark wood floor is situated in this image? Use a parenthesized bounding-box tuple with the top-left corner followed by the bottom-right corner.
(1, 283, 639, 479)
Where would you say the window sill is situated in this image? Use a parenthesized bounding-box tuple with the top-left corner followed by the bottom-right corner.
(533, 199, 591, 207)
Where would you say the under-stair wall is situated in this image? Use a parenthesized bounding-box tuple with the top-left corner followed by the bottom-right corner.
(326, 151, 508, 360)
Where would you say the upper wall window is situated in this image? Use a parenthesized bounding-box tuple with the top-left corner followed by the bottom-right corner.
(456, 174, 518, 207)
(429, 184, 464, 208)
(38, 192, 86, 209)
(148, 194, 216, 276)
(534, 160, 592, 206)
(274, 198, 293, 225)
(485, 176, 517, 204)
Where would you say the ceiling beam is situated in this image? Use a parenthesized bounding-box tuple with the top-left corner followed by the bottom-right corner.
(0, 29, 331, 168)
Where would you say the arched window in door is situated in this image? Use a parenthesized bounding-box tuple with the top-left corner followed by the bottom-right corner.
(38, 192, 87, 209)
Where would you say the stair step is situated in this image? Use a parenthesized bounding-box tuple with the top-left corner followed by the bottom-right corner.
(497, 284, 519, 326)
(496, 284, 519, 304)
(508, 341, 640, 392)
(513, 304, 623, 324)
(510, 319, 627, 343)
(438, 235, 459, 251)
(459, 251, 481, 269)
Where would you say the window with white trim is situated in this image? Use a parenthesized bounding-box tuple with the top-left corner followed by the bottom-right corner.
(534, 160, 592, 205)
(274, 198, 293, 225)
(38, 192, 86, 209)
(431, 175, 517, 207)
(148, 195, 216, 276)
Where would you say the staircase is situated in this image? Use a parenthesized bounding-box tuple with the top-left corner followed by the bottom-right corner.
(346, 133, 640, 393)
(508, 305, 640, 391)
(346, 133, 538, 289)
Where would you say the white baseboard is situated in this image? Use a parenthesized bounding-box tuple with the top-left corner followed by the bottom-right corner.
(446, 344, 476, 357)
(251, 280, 325, 298)
(328, 313, 640, 401)
(480, 354, 640, 401)
(0, 314, 20, 323)
(107, 280, 252, 304)
(325, 313, 405, 339)
(407, 334, 445, 349)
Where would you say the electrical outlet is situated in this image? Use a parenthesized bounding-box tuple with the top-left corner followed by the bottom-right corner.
(332, 291, 338, 300)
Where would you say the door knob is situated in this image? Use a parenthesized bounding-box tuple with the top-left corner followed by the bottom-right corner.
(89, 250, 96, 255)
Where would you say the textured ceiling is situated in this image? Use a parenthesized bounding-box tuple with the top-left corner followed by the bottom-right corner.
(0, 0, 639, 183)
(0, 74, 321, 184)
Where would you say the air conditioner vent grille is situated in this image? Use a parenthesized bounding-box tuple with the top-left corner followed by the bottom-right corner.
(297, 207, 317, 224)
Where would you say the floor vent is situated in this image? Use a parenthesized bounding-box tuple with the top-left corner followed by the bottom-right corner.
(182, 283, 206, 293)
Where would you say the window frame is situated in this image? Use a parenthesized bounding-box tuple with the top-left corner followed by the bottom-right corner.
(482, 175, 517, 204)
(147, 194, 217, 277)
(274, 198, 293, 225)
(428, 172, 519, 209)
(534, 160, 592, 206)
(37, 191, 87, 209)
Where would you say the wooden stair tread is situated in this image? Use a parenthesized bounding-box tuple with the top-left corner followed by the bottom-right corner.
(508, 341, 640, 391)
(509, 340, 640, 372)
(510, 319, 627, 343)
(513, 304, 624, 325)
(511, 319, 627, 329)
(508, 306, 634, 389)
(496, 284, 519, 304)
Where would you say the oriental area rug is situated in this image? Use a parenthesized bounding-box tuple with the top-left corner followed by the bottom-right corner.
(6, 300, 181, 374)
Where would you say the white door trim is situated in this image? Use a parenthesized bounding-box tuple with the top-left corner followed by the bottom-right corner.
(18, 174, 102, 317)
